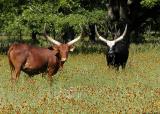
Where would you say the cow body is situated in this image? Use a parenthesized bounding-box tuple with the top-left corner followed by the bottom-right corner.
(8, 43, 60, 81)
(106, 41, 129, 69)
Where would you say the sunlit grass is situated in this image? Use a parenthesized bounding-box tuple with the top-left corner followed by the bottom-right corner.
(0, 44, 160, 113)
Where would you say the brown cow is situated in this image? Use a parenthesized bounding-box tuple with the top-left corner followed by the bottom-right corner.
(8, 27, 82, 83)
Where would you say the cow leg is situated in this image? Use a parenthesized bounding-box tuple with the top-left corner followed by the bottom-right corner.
(48, 65, 59, 86)
(41, 73, 45, 78)
(10, 66, 14, 79)
(121, 63, 126, 69)
(115, 66, 119, 70)
(11, 66, 21, 82)
(8, 59, 15, 81)
(114, 64, 119, 70)
(60, 62, 64, 70)
(107, 61, 112, 69)
(47, 67, 54, 86)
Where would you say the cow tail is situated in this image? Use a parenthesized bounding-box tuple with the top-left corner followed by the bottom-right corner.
(7, 45, 14, 72)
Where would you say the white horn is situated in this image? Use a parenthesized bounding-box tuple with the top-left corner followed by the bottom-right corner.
(114, 24, 128, 43)
(44, 24, 61, 45)
(95, 25, 110, 44)
(67, 26, 83, 45)
(44, 34, 61, 45)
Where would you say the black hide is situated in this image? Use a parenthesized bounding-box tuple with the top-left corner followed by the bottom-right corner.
(106, 41, 129, 70)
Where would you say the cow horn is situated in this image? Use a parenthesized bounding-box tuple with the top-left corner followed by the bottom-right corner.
(67, 25, 83, 45)
(43, 24, 61, 46)
(114, 24, 127, 43)
(95, 25, 110, 44)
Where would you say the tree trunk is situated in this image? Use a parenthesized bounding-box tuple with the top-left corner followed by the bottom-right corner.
(119, 0, 128, 20)
(19, 29, 22, 40)
(31, 31, 39, 43)
(88, 24, 96, 43)
(107, 0, 119, 21)
(62, 26, 75, 43)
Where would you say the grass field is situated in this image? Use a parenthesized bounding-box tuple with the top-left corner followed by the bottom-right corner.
(0, 43, 160, 113)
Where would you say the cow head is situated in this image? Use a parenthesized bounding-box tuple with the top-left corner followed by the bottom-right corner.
(95, 24, 127, 56)
(49, 43, 75, 62)
(44, 24, 82, 62)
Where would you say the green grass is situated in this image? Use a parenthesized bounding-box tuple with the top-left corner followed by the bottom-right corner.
(0, 44, 160, 113)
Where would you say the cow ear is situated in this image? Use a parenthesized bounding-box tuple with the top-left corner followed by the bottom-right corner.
(55, 51, 60, 58)
(53, 45, 59, 51)
(69, 45, 75, 52)
(48, 46, 53, 50)
(52, 46, 59, 56)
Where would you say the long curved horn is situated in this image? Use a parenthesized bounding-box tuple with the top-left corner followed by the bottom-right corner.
(114, 24, 127, 43)
(67, 26, 83, 45)
(43, 24, 61, 45)
(95, 25, 109, 44)
(95, 24, 128, 48)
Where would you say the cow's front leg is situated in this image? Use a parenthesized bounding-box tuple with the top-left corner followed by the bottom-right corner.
(47, 67, 54, 86)
(60, 61, 64, 70)
(48, 65, 60, 86)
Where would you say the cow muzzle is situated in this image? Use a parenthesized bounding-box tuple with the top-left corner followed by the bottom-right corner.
(108, 50, 115, 58)
(61, 58, 67, 62)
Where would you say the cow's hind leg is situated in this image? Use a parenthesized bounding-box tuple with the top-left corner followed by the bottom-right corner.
(11, 65, 21, 82)
(8, 56, 15, 80)
(9, 63, 14, 79)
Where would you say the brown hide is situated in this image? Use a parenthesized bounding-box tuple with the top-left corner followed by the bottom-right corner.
(8, 43, 60, 82)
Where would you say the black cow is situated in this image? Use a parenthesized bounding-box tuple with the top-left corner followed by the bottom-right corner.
(95, 25, 129, 70)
